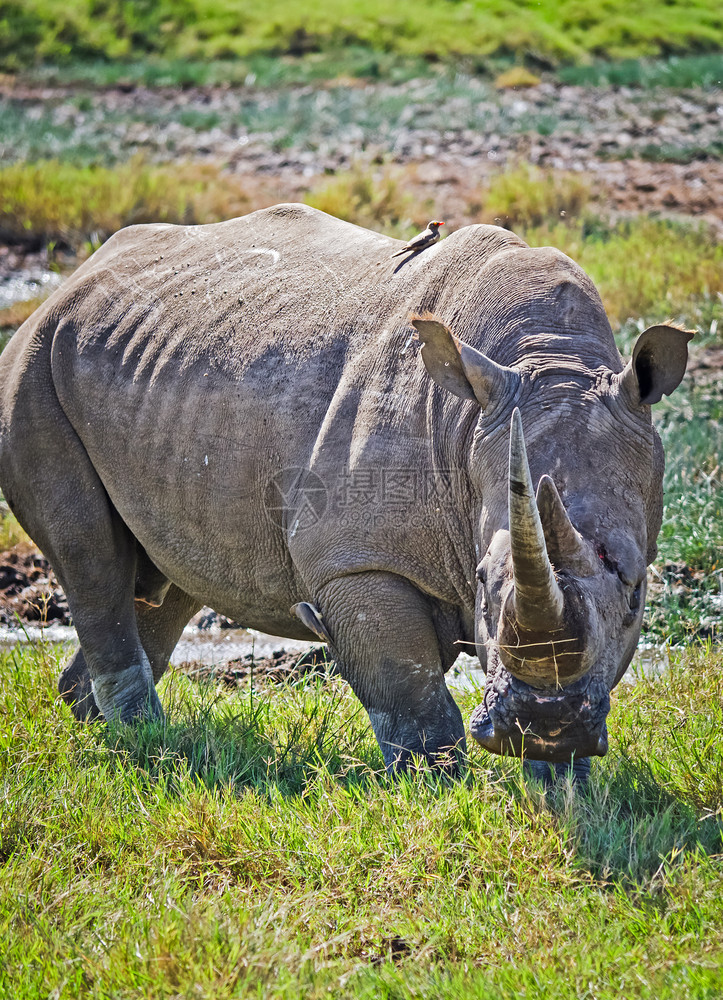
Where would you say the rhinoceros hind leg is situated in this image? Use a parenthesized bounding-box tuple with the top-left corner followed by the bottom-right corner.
(58, 647, 103, 722)
(318, 571, 466, 774)
(58, 584, 202, 719)
(1, 386, 165, 723)
(134, 544, 172, 609)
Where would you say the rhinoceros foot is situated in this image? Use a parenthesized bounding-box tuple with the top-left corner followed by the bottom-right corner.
(91, 659, 163, 724)
(523, 757, 592, 786)
(58, 647, 103, 722)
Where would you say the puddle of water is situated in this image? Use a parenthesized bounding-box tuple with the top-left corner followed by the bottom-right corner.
(447, 652, 485, 693)
(0, 270, 64, 311)
(0, 623, 76, 645)
(170, 626, 317, 665)
(0, 621, 486, 691)
(624, 644, 671, 683)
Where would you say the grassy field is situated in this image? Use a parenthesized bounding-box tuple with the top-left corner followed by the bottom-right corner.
(0, 3, 721, 991)
(0, 639, 721, 998)
(2, 160, 721, 332)
(2, 0, 722, 73)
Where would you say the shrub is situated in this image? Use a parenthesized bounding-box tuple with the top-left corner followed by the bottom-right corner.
(0, 158, 266, 248)
(478, 164, 592, 230)
(304, 163, 418, 236)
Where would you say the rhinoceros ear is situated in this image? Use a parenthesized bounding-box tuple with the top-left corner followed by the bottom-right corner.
(619, 324, 694, 406)
(410, 313, 519, 408)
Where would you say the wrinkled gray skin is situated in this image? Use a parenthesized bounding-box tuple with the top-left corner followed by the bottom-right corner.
(0, 205, 691, 773)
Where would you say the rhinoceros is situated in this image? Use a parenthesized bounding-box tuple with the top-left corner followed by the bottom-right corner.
(0, 204, 691, 773)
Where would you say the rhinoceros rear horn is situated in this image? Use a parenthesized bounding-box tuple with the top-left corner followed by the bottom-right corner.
(508, 409, 565, 632)
(619, 323, 694, 406)
(536, 475, 596, 576)
(410, 313, 520, 409)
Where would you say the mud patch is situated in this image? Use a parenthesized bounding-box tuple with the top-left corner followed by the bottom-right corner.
(0, 543, 71, 625)
(688, 343, 723, 385)
(175, 645, 334, 687)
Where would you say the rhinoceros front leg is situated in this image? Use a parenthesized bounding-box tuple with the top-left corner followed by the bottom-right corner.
(317, 571, 465, 773)
(59, 584, 202, 721)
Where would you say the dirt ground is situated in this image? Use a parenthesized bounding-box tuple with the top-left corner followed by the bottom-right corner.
(0, 543, 71, 626)
(174, 645, 333, 687)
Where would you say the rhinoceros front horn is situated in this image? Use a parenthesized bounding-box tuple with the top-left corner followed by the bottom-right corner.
(508, 408, 565, 632)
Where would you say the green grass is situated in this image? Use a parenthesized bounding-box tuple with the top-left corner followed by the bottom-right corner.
(0, 640, 721, 997)
(1, 0, 722, 73)
(641, 380, 723, 646)
(11, 49, 439, 89)
(558, 52, 723, 88)
(7, 51, 723, 100)
(637, 142, 723, 165)
(14, 50, 723, 92)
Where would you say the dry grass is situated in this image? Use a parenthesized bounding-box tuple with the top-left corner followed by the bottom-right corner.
(526, 217, 723, 326)
(0, 506, 31, 549)
(304, 162, 419, 237)
(0, 297, 46, 331)
(0, 159, 719, 338)
(474, 163, 593, 230)
(0, 158, 280, 248)
(494, 66, 542, 89)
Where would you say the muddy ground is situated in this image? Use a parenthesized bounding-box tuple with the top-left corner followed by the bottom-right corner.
(0, 538, 716, 647)
(176, 645, 333, 687)
(0, 543, 70, 626)
(0, 542, 333, 684)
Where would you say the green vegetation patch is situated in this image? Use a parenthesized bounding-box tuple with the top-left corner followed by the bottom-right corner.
(0, 158, 262, 248)
(559, 52, 723, 88)
(10, 50, 723, 92)
(10, 48, 438, 89)
(644, 380, 723, 646)
(521, 216, 723, 330)
(1, 0, 722, 72)
(0, 641, 721, 997)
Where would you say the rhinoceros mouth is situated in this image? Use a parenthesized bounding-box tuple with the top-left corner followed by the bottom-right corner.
(469, 672, 610, 762)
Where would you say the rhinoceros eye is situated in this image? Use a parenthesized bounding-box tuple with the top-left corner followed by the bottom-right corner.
(628, 582, 642, 612)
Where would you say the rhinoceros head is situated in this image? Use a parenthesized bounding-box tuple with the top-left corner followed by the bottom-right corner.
(413, 315, 692, 763)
